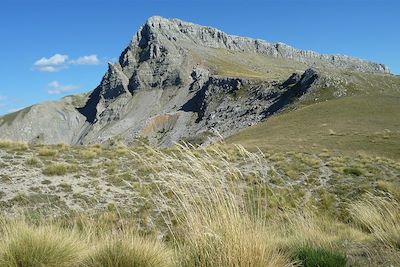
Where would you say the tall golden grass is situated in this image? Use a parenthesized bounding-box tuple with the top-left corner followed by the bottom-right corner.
(131, 144, 292, 266)
(133, 143, 367, 266)
(0, 143, 398, 266)
(350, 193, 400, 250)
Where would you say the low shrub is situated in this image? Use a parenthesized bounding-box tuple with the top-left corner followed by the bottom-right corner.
(37, 148, 58, 157)
(42, 163, 77, 176)
(343, 167, 363, 176)
(292, 245, 347, 267)
(42, 164, 68, 176)
(78, 150, 98, 159)
(25, 157, 41, 167)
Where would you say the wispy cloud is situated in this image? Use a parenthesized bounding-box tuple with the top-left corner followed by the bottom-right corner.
(33, 54, 102, 72)
(70, 55, 100, 65)
(33, 54, 69, 72)
(47, 81, 80, 95)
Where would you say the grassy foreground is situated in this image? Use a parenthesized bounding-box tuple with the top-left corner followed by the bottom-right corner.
(0, 141, 399, 266)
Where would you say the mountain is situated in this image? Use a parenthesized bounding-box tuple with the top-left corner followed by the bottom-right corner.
(0, 16, 396, 147)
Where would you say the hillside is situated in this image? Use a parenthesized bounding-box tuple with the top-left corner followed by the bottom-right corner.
(228, 72, 400, 159)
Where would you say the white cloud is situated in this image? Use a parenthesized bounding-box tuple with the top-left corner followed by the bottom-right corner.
(70, 55, 100, 65)
(33, 54, 69, 72)
(34, 54, 68, 66)
(47, 81, 80, 95)
(33, 54, 102, 72)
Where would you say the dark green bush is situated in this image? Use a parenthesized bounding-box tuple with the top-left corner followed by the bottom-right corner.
(292, 245, 347, 267)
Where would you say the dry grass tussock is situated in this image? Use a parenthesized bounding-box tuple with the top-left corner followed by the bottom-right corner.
(84, 233, 174, 267)
(0, 219, 173, 267)
(350, 193, 400, 250)
(0, 221, 85, 267)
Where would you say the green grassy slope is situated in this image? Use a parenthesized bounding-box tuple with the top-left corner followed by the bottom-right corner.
(227, 94, 400, 159)
(191, 48, 308, 80)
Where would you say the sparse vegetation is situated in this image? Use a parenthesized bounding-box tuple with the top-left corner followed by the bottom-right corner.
(78, 150, 98, 160)
(42, 163, 77, 176)
(25, 156, 41, 167)
(0, 140, 28, 151)
(58, 183, 73, 192)
(38, 147, 58, 157)
(343, 167, 363, 176)
(0, 141, 399, 266)
(41, 179, 51, 185)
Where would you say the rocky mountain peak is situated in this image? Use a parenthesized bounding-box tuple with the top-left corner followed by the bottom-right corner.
(114, 16, 391, 99)
(65, 16, 394, 143)
(0, 16, 394, 146)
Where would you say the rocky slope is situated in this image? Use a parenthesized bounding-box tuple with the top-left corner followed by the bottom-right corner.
(0, 16, 392, 146)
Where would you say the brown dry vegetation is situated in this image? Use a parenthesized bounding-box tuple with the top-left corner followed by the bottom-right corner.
(0, 141, 399, 266)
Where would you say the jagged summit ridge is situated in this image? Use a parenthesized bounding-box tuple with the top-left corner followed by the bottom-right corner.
(121, 16, 389, 74)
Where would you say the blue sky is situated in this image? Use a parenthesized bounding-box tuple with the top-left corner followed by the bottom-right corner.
(0, 0, 398, 115)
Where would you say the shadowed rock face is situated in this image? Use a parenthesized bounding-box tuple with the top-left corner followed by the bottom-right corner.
(263, 69, 319, 116)
(0, 16, 391, 145)
(78, 63, 130, 123)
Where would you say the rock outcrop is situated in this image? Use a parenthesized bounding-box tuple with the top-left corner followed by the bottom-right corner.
(0, 16, 391, 145)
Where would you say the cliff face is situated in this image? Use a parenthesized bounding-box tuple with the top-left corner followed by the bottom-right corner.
(0, 16, 392, 145)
